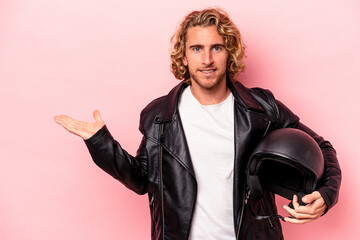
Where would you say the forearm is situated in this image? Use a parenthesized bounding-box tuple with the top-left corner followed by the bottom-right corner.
(273, 95, 342, 211)
(84, 125, 148, 195)
(294, 122, 342, 211)
(260, 89, 341, 215)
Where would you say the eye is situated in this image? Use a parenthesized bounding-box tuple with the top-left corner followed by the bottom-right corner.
(213, 46, 222, 51)
(193, 47, 201, 52)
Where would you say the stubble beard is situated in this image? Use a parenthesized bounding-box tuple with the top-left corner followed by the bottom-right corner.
(189, 69, 227, 90)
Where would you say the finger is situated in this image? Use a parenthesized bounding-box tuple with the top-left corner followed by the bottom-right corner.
(302, 191, 321, 204)
(93, 110, 103, 122)
(54, 118, 80, 131)
(283, 195, 298, 218)
(55, 118, 78, 132)
(54, 115, 66, 123)
(54, 116, 61, 124)
(54, 116, 70, 127)
(284, 198, 326, 221)
(283, 205, 315, 219)
(284, 216, 313, 224)
(292, 194, 300, 209)
(54, 116, 84, 134)
(54, 115, 81, 125)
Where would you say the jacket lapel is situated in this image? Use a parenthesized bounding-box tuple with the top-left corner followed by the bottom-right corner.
(154, 82, 195, 177)
(229, 80, 274, 231)
(154, 80, 270, 179)
(161, 115, 195, 177)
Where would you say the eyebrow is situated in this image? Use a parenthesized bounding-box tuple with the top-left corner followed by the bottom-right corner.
(189, 43, 226, 49)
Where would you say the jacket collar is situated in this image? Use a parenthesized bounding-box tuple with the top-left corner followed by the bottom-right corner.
(154, 78, 264, 123)
(228, 80, 265, 112)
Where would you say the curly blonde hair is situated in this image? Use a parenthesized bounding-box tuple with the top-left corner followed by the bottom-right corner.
(170, 8, 246, 83)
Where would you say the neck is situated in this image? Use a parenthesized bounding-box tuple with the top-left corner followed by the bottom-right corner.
(190, 79, 230, 105)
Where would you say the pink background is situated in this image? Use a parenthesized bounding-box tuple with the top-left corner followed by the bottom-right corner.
(1, 0, 359, 239)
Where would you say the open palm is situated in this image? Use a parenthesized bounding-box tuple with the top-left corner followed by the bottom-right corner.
(54, 110, 105, 140)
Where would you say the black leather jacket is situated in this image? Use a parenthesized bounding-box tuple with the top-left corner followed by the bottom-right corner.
(85, 80, 341, 240)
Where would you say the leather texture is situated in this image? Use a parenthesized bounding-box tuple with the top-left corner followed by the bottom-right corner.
(85, 80, 341, 240)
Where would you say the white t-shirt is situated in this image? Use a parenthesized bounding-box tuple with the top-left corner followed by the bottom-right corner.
(178, 86, 235, 240)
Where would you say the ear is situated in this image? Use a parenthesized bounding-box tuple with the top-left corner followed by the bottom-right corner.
(182, 55, 188, 66)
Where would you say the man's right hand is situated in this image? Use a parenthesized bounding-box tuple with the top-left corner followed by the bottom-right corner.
(54, 110, 105, 140)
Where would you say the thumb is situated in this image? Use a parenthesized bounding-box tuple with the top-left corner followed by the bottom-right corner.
(93, 110, 103, 122)
(302, 191, 320, 204)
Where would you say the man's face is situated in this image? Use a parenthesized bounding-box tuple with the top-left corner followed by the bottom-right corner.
(182, 26, 229, 90)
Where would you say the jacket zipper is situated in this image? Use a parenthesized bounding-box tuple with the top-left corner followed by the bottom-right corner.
(236, 186, 249, 239)
(150, 194, 155, 205)
(149, 194, 155, 221)
(159, 123, 165, 240)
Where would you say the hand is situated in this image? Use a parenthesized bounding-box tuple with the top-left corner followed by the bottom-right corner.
(54, 110, 105, 140)
(283, 191, 327, 224)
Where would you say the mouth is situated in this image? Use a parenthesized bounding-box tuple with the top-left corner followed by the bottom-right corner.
(199, 68, 216, 74)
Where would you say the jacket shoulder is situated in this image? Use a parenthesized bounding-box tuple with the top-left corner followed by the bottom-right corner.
(140, 95, 168, 120)
(249, 87, 277, 104)
(138, 95, 167, 133)
(230, 81, 276, 110)
(138, 81, 186, 134)
(249, 86, 300, 128)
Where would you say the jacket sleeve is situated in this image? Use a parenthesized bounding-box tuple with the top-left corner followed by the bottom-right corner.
(273, 94, 342, 212)
(84, 125, 148, 195)
(294, 122, 341, 212)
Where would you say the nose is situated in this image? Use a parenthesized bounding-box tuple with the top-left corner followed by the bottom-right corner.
(202, 49, 214, 66)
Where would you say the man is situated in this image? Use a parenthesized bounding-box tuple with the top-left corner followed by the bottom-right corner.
(54, 8, 341, 240)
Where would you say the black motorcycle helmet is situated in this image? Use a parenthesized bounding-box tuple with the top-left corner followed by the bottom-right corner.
(247, 128, 324, 202)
